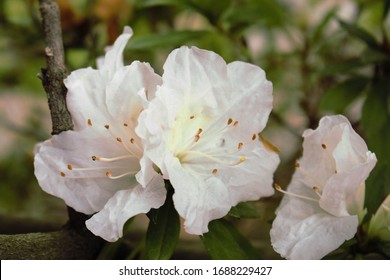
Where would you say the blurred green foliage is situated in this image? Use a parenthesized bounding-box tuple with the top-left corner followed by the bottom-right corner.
(0, 0, 389, 259)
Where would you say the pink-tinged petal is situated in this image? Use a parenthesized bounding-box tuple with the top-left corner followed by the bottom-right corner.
(34, 130, 138, 214)
(86, 175, 166, 242)
(165, 155, 231, 235)
(271, 178, 358, 260)
(320, 152, 377, 216)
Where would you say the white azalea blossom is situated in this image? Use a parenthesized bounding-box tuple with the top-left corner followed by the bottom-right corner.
(368, 195, 390, 241)
(136, 46, 280, 235)
(34, 27, 166, 242)
(270, 115, 377, 259)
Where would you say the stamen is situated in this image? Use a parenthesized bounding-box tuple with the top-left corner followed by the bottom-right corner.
(116, 137, 122, 142)
(194, 135, 200, 142)
(190, 115, 195, 120)
(67, 164, 73, 170)
(123, 123, 128, 127)
(130, 138, 135, 144)
(212, 168, 218, 175)
(233, 120, 238, 127)
(238, 142, 243, 150)
(87, 119, 92, 126)
(106, 170, 138, 179)
(60, 172, 66, 177)
(91, 155, 136, 162)
(295, 161, 323, 188)
(104, 124, 110, 129)
(252, 134, 257, 141)
(274, 184, 319, 202)
(197, 128, 203, 135)
(178, 150, 246, 166)
(321, 143, 338, 173)
(227, 118, 233, 125)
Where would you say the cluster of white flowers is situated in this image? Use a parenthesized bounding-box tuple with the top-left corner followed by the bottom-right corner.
(34, 27, 385, 258)
(34, 27, 279, 241)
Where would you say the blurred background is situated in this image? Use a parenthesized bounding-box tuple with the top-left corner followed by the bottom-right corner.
(0, 0, 389, 259)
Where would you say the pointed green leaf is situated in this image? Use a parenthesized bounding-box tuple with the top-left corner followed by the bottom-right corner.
(145, 190, 180, 260)
(228, 202, 260, 218)
(338, 19, 380, 50)
(201, 219, 260, 260)
(320, 76, 369, 113)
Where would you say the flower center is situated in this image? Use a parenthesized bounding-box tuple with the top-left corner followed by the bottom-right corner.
(172, 112, 257, 175)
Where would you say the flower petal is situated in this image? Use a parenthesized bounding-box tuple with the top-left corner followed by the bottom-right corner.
(86, 174, 166, 242)
(320, 151, 377, 216)
(97, 26, 133, 72)
(271, 177, 358, 260)
(165, 155, 231, 235)
(34, 129, 138, 214)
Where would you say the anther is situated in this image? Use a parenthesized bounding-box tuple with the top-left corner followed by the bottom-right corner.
(194, 135, 200, 142)
(60, 172, 66, 177)
(321, 143, 327, 149)
(92, 156, 97, 161)
(130, 138, 135, 144)
(295, 162, 300, 168)
(212, 168, 218, 175)
(239, 156, 246, 162)
(252, 134, 257, 141)
(312, 186, 322, 198)
(233, 121, 238, 127)
(104, 124, 110, 129)
(227, 118, 233, 125)
(190, 115, 195, 119)
(123, 123, 128, 127)
(87, 119, 92, 126)
(238, 142, 243, 150)
(105, 171, 112, 177)
(116, 137, 122, 142)
(67, 164, 73, 170)
(197, 128, 203, 135)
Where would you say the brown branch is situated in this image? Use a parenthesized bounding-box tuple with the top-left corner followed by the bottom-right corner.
(38, 0, 73, 135)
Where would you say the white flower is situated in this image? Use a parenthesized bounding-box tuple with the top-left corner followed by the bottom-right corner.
(270, 115, 377, 259)
(136, 46, 280, 235)
(368, 195, 390, 241)
(34, 27, 166, 242)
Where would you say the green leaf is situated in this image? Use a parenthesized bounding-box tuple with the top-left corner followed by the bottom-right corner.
(320, 76, 369, 113)
(145, 190, 180, 260)
(385, 0, 390, 20)
(364, 163, 390, 219)
(126, 30, 209, 50)
(338, 19, 380, 50)
(362, 79, 390, 218)
(201, 219, 260, 259)
(228, 202, 260, 218)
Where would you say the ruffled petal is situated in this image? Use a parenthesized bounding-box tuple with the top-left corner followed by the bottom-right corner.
(34, 129, 139, 214)
(271, 177, 358, 260)
(86, 174, 166, 242)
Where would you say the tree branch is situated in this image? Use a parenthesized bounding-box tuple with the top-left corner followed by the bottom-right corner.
(39, 0, 73, 135)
